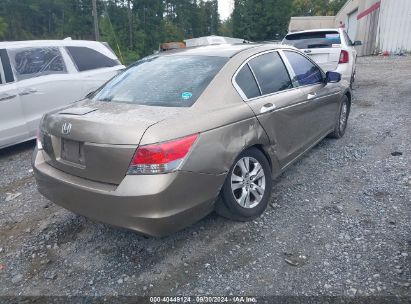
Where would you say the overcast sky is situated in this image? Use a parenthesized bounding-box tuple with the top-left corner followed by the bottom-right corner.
(218, 0, 234, 20)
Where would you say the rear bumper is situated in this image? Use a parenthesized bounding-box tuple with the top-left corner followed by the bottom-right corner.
(33, 148, 226, 237)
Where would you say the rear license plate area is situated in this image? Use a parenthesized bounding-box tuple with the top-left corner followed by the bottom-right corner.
(61, 139, 85, 165)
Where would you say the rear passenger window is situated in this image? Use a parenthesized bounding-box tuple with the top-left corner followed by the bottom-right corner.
(284, 51, 323, 86)
(8, 47, 67, 81)
(248, 52, 292, 95)
(235, 64, 261, 99)
(66, 47, 119, 72)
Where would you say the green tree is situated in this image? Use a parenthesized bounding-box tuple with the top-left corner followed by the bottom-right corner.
(0, 17, 7, 38)
(0, 0, 346, 64)
(219, 18, 233, 37)
(233, 0, 292, 41)
(292, 0, 346, 16)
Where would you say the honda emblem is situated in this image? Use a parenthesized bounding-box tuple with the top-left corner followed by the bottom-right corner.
(61, 122, 72, 135)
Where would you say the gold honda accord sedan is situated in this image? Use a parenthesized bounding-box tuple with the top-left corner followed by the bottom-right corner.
(33, 44, 351, 236)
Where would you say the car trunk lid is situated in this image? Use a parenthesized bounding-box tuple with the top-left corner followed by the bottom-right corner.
(302, 47, 341, 72)
(40, 101, 185, 184)
(284, 30, 342, 72)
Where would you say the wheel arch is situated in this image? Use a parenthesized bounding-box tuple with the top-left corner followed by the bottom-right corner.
(344, 89, 352, 112)
(239, 143, 282, 179)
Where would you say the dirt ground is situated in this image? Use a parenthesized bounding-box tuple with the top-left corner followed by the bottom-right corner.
(0, 55, 410, 300)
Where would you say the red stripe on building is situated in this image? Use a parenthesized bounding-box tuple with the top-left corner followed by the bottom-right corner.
(357, 1, 381, 20)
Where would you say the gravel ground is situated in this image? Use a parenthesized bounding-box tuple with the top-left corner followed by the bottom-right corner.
(0, 56, 410, 300)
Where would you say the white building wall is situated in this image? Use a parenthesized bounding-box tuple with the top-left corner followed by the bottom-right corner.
(377, 0, 411, 54)
(289, 0, 411, 55)
(288, 16, 336, 32)
(335, 0, 360, 29)
(335, 0, 381, 56)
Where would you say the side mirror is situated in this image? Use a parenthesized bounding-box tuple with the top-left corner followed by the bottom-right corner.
(353, 40, 362, 46)
(326, 71, 341, 83)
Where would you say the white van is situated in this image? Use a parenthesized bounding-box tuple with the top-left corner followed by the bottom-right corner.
(0, 39, 124, 149)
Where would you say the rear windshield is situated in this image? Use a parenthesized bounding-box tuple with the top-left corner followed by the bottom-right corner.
(93, 55, 228, 107)
(283, 31, 341, 49)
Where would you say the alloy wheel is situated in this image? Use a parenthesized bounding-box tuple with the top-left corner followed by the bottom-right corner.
(230, 157, 266, 209)
(339, 102, 348, 133)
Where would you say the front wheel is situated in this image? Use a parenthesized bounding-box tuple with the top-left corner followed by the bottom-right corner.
(328, 95, 350, 139)
(216, 148, 272, 221)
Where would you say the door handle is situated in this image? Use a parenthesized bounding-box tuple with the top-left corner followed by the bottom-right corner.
(19, 88, 38, 96)
(307, 92, 317, 100)
(260, 103, 276, 114)
(0, 93, 17, 102)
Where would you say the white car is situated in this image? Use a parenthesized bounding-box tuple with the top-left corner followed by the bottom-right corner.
(0, 39, 124, 149)
(282, 28, 361, 87)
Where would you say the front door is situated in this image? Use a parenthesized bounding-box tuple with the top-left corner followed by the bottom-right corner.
(0, 70, 29, 149)
(0, 50, 29, 148)
(282, 50, 341, 137)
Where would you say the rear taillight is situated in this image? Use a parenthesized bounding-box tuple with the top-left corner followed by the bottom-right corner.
(36, 129, 43, 150)
(339, 50, 349, 64)
(127, 134, 198, 175)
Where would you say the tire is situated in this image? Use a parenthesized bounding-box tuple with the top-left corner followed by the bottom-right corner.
(350, 69, 356, 89)
(328, 95, 350, 139)
(216, 147, 272, 221)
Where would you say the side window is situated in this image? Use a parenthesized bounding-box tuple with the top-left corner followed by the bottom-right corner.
(248, 52, 292, 95)
(343, 31, 353, 46)
(8, 47, 67, 81)
(235, 64, 261, 99)
(283, 51, 323, 86)
(66, 46, 120, 72)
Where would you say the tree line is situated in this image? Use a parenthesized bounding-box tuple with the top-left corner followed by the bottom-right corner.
(230, 0, 345, 41)
(0, 0, 345, 64)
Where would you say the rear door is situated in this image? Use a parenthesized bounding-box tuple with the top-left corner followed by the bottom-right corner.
(283, 31, 342, 72)
(0, 49, 29, 148)
(7, 46, 77, 138)
(282, 50, 341, 137)
(233, 50, 319, 167)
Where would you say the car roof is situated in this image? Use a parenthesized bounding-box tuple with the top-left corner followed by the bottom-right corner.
(286, 28, 342, 35)
(160, 43, 297, 58)
(0, 39, 120, 60)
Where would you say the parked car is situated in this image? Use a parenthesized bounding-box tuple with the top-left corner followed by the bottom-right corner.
(33, 44, 351, 237)
(282, 28, 361, 87)
(0, 39, 124, 149)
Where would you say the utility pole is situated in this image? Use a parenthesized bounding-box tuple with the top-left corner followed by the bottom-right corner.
(127, 0, 133, 49)
(92, 0, 100, 41)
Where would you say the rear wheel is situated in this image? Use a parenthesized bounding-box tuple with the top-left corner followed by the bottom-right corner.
(329, 95, 350, 139)
(216, 148, 272, 221)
